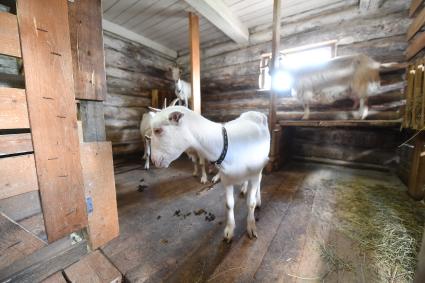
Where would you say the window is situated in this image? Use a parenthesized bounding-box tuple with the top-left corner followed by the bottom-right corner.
(259, 40, 337, 91)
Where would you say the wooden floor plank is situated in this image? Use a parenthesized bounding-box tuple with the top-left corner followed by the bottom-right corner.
(101, 159, 423, 282)
(0, 212, 46, 270)
(64, 250, 122, 283)
(42, 271, 67, 283)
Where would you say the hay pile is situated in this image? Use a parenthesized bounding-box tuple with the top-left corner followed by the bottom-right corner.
(323, 178, 425, 282)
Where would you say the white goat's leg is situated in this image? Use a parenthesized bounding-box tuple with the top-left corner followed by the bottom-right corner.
(224, 185, 235, 242)
(240, 180, 248, 196)
(359, 97, 369, 120)
(256, 173, 262, 208)
(247, 175, 260, 239)
(302, 100, 311, 120)
(192, 161, 198, 176)
(212, 173, 220, 183)
(185, 95, 189, 108)
(144, 140, 150, 170)
(199, 156, 208, 184)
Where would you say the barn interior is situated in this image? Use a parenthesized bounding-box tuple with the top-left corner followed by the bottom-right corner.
(1, 0, 425, 282)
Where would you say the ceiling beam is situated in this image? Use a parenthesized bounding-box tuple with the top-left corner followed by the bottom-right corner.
(183, 0, 249, 45)
(102, 20, 177, 58)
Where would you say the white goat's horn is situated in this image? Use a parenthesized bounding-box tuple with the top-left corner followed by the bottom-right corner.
(148, 106, 161, 112)
(170, 98, 179, 106)
(162, 98, 167, 109)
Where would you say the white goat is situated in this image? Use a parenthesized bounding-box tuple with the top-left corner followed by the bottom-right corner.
(171, 67, 192, 108)
(290, 54, 380, 120)
(149, 106, 270, 241)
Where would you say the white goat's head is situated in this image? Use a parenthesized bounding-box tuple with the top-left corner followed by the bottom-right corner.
(149, 106, 193, 168)
(170, 66, 181, 82)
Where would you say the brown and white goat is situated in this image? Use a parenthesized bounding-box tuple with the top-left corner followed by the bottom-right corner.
(290, 54, 380, 120)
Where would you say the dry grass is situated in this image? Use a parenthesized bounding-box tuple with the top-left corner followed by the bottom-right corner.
(322, 178, 425, 282)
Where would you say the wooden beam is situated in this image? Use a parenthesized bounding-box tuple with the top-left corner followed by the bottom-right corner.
(279, 119, 402, 128)
(189, 12, 201, 114)
(80, 142, 119, 250)
(407, 7, 425, 40)
(406, 32, 425, 60)
(0, 133, 33, 156)
(410, 0, 424, 17)
(151, 89, 159, 108)
(183, 0, 249, 44)
(0, 12, 21, 58)
(408, 132, 425, 200)
(0, 88, 30, 129)
(17, 0, 87, 242)
(102, 19, 177, 58)
(68, 0, 107, 101)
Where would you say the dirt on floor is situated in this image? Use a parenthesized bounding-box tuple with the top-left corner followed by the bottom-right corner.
(102, 157, 425, 283)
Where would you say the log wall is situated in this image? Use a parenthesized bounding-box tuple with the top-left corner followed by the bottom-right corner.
(178, 0, 411, 167)
(103, 32, 176, 156)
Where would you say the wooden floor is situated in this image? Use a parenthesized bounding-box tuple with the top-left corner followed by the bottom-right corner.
(102, 157, 414, 283)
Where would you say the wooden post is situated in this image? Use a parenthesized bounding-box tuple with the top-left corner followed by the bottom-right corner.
(151, 89, 159, 108)
(408, 132, 425, 200)
(415, 225, 425, 282)
(267, 0, 282, 172)
(189, 12, 201, 114)
(269, 0, 281, 130)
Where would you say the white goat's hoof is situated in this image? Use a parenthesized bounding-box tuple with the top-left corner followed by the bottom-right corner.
(144, 165, 149, 170)
(192, 171, 198, 177)
(200, 176, 208, 184)
(224, 224, 235, 243)
(212, 175, 220, 183)
(247, 222, 258, 239)
(240, 185, 248, 196)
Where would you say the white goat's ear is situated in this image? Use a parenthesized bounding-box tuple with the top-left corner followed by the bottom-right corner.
(168, 111, 184, 124)
(145, 135, 151, 140)
(148, 106, 161, 113)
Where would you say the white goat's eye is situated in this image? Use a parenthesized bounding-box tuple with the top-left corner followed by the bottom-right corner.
(154, 128, 163, 135)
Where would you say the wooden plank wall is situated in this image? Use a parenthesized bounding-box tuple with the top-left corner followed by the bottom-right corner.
(400, 0, 425, 200)
(177, 0, 410, 166)
(103, 32, 176, 155)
